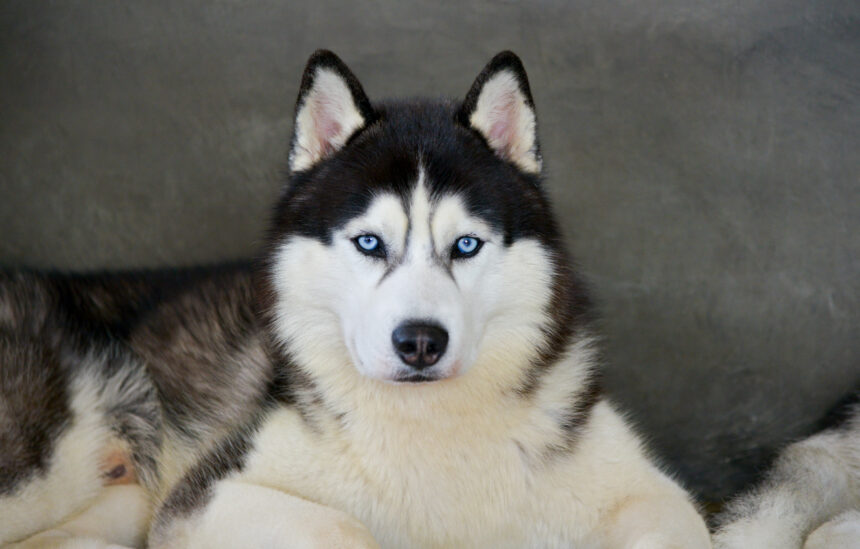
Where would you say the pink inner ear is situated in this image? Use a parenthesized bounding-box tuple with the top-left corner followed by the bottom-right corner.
(487, 91, 520, 158)
(310, 97, 343, 157)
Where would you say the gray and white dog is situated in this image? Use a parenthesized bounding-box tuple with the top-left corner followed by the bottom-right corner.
(713, 393, 860, 549)
(0, 51, 712, 548)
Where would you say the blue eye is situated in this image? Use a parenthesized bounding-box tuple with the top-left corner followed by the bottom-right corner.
(452, 236, 483, 259)
(353, 234, 386, 259)
(357, 235, 378, 251)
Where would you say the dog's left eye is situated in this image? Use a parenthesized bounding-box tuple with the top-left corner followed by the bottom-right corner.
(451, 236, 483, 259)
(353, 234, 386, 259)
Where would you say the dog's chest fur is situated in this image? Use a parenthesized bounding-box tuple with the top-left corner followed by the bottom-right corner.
(234, 360, 611, 548)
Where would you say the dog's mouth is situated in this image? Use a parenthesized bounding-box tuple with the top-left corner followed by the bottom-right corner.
(388, 359, 464, 384)
(393, 372, 441, 383)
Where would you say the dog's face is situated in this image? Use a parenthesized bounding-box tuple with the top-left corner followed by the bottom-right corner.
(266, 51, 584, 386)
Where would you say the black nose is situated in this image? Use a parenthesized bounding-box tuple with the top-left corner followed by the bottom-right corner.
(392, 322, 449, 369)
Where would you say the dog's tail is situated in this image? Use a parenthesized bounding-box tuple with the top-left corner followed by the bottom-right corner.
(712, 389, 860, 549)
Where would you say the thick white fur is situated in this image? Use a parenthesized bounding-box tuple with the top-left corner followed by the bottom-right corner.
(160, 399, 708, 548)
(803, 509, 860, 549)
(469, 70, 541, 173)
(150, 481, 379, 549)
(713, 413, 860, 549)
(169, 181, 710, 548)
(289, 68, 366, 172)
(7, 485, 150, 549)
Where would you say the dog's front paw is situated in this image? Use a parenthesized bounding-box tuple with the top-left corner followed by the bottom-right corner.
(629, 532, 711, 549)
(299, 513, 380, 549)
(5, 532, 135, 549)
(629, 534, 675, 549)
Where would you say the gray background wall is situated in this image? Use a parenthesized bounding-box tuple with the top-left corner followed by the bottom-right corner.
(1, 1, 858, 501)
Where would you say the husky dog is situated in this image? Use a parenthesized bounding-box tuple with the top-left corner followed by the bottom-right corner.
(0, 51, 711, 548)
(713, 392, 860, 549)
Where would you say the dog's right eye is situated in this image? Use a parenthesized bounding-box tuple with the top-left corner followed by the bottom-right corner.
(353, 234, 386, 259)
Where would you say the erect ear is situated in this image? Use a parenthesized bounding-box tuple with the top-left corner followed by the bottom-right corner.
(289, 50, 375, 173)
(457, 51, 541, 174)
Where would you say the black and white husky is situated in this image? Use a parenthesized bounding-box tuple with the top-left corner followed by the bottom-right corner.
(0, 51, 712, 548)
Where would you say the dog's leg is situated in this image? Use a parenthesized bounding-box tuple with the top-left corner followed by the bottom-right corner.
(0, 400, 108, 545)
(150, 480, 380, 549)
(596, 494, 712, 549)
(6, 484, 150, 549)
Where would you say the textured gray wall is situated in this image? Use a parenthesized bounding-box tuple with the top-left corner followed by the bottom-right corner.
(1, 1, 858, 500)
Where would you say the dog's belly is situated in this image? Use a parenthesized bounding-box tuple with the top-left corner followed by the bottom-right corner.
(236, 406, 597, 548)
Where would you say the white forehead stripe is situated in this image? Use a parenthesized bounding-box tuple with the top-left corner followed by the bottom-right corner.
(337, 165, 497, 264)
(407, 167, 434, 258)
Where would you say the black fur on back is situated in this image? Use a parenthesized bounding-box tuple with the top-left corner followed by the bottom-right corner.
(0, 335, 70, 495)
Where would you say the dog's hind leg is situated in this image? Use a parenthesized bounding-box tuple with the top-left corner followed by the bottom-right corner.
(0, 340, 107, 545)
(0, 339, 159, 547)
(5, 484, 151, 549)
(596, 492, 712, 549)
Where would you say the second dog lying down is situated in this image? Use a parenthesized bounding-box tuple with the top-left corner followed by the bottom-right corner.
(713, 393, 860, 549)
